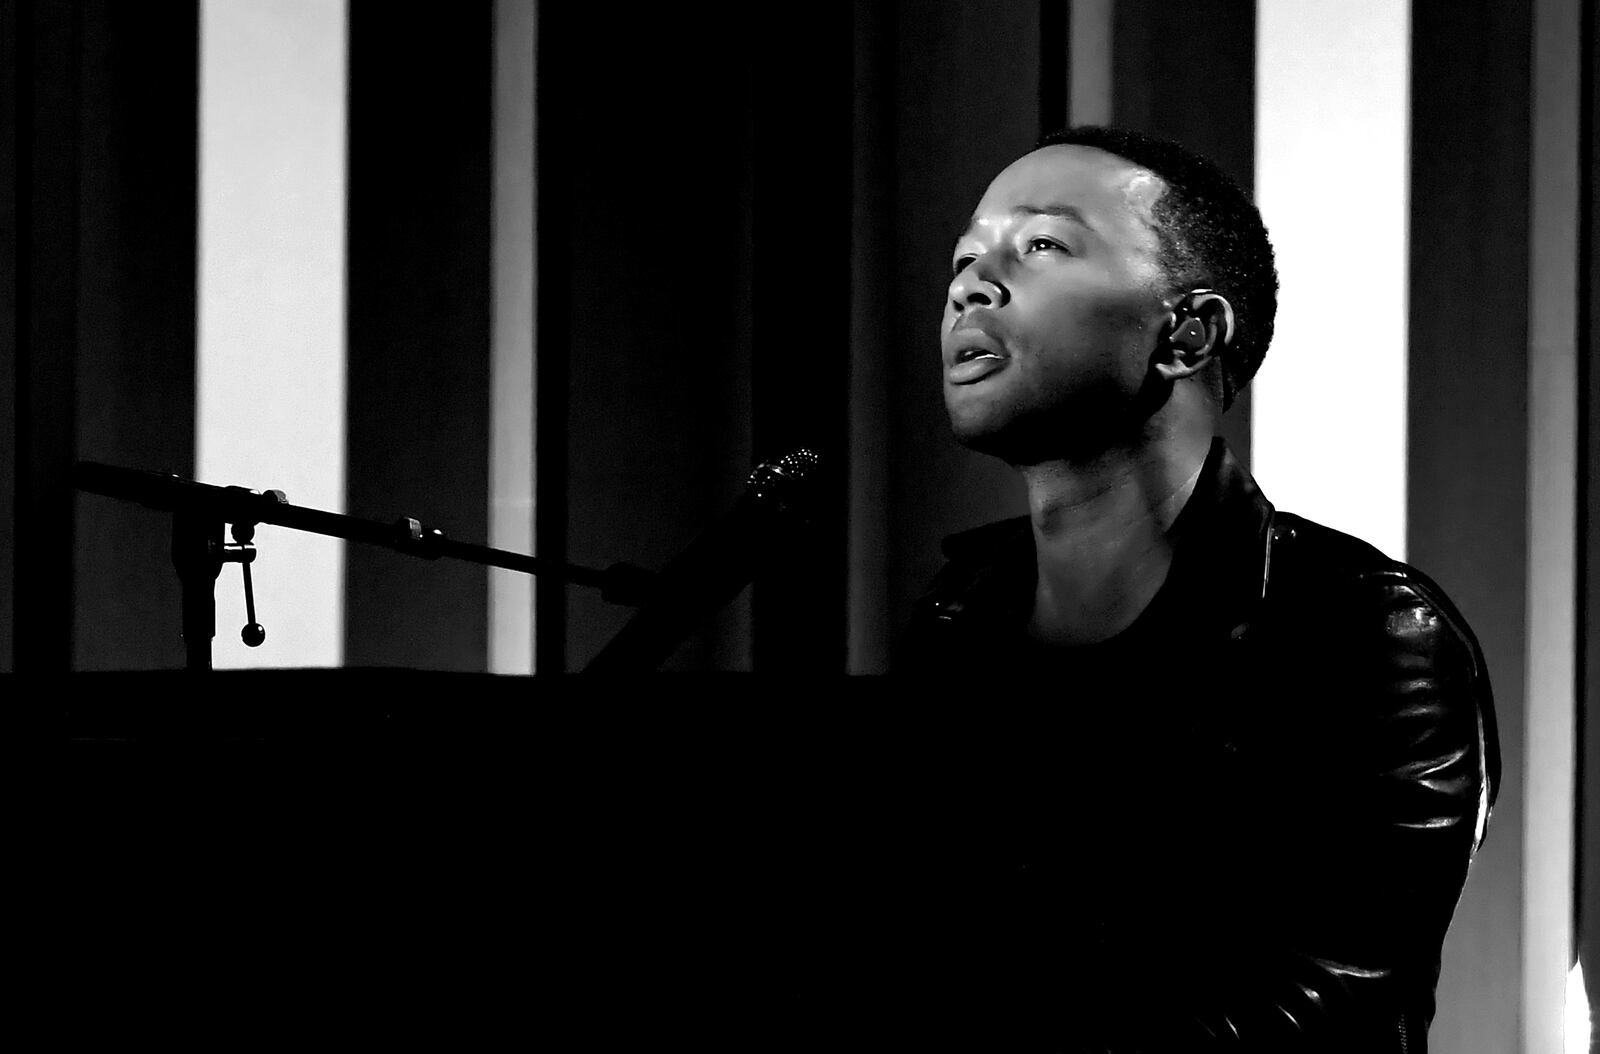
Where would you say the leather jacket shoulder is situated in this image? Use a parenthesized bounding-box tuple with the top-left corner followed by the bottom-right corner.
(1261, 509, 1501, 841)
(895, 441, 1501, 1053)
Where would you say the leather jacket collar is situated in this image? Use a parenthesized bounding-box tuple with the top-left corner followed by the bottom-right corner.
(917, 437, 1277, 645)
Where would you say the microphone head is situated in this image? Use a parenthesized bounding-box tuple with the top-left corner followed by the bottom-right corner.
(744, 448, 823, 519)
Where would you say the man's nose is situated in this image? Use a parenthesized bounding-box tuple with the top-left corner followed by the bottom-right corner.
(948, 261, 1009, 312)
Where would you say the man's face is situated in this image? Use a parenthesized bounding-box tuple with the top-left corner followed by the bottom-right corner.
(942, 144, 1173, 462)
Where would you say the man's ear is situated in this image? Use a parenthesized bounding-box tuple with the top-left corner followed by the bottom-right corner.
(1151, 290, 1235, 383)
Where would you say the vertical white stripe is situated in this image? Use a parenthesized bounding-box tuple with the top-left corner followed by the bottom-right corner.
(1523, 0, 1582, 1049)
(1252, 0, 1409, 562)
(198, 0, 348, 669)
(489, 0, 536, 675)
(1068, 0, 1113, 126)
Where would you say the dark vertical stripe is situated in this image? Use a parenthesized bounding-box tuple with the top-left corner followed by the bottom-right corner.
(1110, 0, 1155, 131)
(73, 2, 198, 670)
(533, 2, 569, 674)
(1112, 0, 1261, 164)
(1408, 3, 1532, 1049)
(13, 0, 80, 673)
(346, 1, 492, 671)
(7, 1, 198, 673)
(1579, 0, 1599, 1008)
(747, 7, 853, 674)
(847, 1, 896, 673)
(1111, 0, 1255, 468)
(1039, 0, 1069, 136)
(0, 0, 17, 672)
(548, 7, 753, 672)
(711, 42, 758, 674)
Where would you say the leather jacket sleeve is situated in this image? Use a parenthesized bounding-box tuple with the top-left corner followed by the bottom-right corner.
(1101, 520, 1500, 1054)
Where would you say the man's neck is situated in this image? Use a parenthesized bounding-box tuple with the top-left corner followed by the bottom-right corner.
(1018, 426, 1213, 646)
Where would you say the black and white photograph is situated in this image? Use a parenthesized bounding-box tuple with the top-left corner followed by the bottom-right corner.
(13, 1, 1598, 1050)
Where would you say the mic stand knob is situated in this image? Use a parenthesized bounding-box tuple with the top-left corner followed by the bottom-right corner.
(221, 521, 265, 648)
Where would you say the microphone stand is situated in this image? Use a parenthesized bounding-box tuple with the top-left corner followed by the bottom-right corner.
(76, 461, 653, 671)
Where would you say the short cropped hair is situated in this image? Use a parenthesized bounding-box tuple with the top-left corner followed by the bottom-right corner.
(1034, 126, 1278, 409)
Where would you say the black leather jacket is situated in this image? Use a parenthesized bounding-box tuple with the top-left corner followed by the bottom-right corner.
(896, 440, 1500, 1054)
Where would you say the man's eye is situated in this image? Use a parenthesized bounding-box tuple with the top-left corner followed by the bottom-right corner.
(952, 255, 976, 276)
(1028, 237, 1067, 254)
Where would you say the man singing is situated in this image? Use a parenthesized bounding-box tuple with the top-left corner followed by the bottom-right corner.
(897, 127, 1500, 1052)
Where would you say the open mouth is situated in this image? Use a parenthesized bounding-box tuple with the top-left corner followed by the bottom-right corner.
(948, 347, 1008, 384)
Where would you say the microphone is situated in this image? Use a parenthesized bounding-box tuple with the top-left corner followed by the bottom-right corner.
(583, 448, 824, 673)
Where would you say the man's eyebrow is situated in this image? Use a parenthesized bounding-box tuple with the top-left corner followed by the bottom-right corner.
(1016, 204, 1094, 229)
(955, 204, 1096, 244)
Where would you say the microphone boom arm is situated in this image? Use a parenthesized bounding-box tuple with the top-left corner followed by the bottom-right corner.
(74, 461, 655, 669)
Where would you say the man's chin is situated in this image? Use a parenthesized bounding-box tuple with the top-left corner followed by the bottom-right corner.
(945, 388, 1071, 464)
(948, 409, 1134, 466)
(948, 414, 1043, 465)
